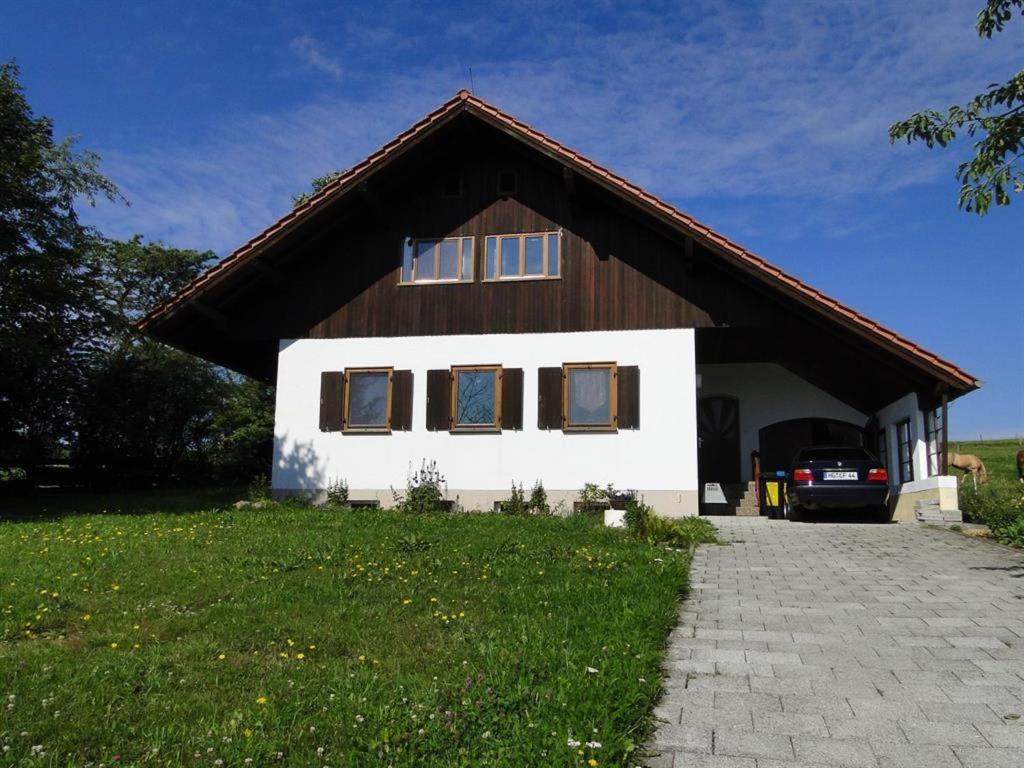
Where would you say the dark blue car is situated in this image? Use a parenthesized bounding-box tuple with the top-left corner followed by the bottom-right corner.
(786, 446, 891, 522)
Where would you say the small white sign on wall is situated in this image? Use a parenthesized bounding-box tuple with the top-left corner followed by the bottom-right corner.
(703, 482, 728, 505)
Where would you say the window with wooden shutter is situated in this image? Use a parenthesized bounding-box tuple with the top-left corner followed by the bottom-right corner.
(450, 365, 502, 431)
(501, 368, 524, 430)
(319, 372, 345, 432)
(537, 367, 562, 429)
(563, 362, 618, 432)
(426, 369, 451, 431)
(391, 370, 414, 431)
(342, 367, 393, 432)
(617, 366, 640, 429)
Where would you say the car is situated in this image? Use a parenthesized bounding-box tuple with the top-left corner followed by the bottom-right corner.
(785, 446, 891, 522)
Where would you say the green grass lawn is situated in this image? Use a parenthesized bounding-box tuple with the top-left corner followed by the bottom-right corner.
(0, 497, 695, 767)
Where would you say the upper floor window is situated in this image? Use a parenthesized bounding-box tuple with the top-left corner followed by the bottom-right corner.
(484, 232, 560, 281)
(401, 236, 474, 283)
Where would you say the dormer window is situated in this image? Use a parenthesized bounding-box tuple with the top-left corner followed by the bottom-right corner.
(401, 236, 474, 283)
(484, 231, 561, 281)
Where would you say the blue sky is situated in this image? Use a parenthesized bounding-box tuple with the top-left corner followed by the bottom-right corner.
(3, 0, 1021, 438)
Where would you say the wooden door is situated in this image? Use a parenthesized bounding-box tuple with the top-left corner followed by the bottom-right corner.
(698, 396, 740, 483)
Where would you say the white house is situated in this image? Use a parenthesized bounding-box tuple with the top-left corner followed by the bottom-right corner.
(140, 91, 978, 520)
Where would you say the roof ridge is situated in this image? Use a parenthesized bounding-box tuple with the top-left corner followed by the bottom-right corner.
(138, 90, 977, 389)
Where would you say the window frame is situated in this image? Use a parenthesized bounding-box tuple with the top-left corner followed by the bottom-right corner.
(342, 367, 394, 433)
(924, 408, 943, 476)
(400, 236, 475, 284)
(896, 418, 914, 484)
(483, 231, 561, 282)
(449, 365, 503, 432)
(562, 362, 618, 432)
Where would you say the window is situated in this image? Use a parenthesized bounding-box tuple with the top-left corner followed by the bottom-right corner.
(877, 427, 888, 474)
(484, 232, 560, 280)
(450, 365, 502, 430)
(343, 368, 393, 432)
(896, 418, 913, 483)
(925, 408, 943, 476)
(563, 363, 617, 431)
(401, 236, 474, 283)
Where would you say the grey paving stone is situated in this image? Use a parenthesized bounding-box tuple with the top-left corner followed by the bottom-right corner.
(953, 746, 1024, 768)
(898, 719, 988, 746)
(792, 735, 876, 767)
(646, 519, 1024, 768)
(712, 727, 794, 760)
(871, 742, 962, 768)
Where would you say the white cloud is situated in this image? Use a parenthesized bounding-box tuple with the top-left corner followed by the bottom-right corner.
(84, 0, 1021, 253)
(289, 34, 343, 80)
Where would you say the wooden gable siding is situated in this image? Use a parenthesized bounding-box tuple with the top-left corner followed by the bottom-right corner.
(236, 136, 765, 342)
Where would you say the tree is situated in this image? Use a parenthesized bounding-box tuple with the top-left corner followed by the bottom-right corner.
(74, 237, 275, 485)
(292, 170, 343, 207)
(889, 1, 1024, 214)
(0, 60, 121, 470)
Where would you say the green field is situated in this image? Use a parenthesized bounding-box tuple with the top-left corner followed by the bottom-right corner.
(0, 497, 695, 767)
(947, 438, 1022, 484)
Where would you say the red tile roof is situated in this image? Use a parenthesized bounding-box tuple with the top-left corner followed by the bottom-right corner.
(138, 90, 978, 390)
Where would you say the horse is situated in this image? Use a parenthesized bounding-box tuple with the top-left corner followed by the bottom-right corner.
(1017, 449, 1024, 484)
(947, 452, 988, 487)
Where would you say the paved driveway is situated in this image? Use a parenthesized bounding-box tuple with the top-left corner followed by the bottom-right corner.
(649, 519, 1024, 768)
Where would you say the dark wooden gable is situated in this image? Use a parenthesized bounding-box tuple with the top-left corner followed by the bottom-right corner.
(145, 112, 970, 413)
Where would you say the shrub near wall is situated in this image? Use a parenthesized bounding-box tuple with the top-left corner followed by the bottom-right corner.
(960, 483, 1024, 548)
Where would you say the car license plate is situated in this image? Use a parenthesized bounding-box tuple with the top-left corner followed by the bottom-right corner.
(824, 471, 858, 481)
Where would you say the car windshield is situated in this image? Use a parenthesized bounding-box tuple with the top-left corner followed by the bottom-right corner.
(797, 447, 871, 462)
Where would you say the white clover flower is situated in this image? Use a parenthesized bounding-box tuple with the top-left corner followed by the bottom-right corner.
(586, 666, 598, 674)
(567, 738, 581, 749)
(586, 741, 602, 749)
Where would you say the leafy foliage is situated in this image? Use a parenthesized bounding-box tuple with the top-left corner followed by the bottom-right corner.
(393, 459, 449, 514)
(325, 477, 350, 507)
(623, 499, 718, 548)
(960, 482, 1024, 547)
(0, 60, 122, 467)
(528, 480, 550, 516)
(292, 170, 344, 207)
(1, 63, 275, 487)
(889, 1, 1024, 214)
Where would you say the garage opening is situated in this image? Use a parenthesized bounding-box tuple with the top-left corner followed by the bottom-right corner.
(759, 417, 865, 475)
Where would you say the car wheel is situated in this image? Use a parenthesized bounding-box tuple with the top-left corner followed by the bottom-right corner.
(786, 501, 799, 522)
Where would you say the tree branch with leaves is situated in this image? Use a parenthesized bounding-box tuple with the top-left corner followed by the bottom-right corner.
(889, 1, 1023, 214)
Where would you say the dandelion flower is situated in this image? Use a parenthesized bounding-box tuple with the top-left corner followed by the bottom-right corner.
(82, 614, 91, 621)
(110, 642, 118, 649)
(255, 696, 267, 705)
(217, 654, 226, 661)
(296, 653, 305, 660)
(588, 760, 598, 767)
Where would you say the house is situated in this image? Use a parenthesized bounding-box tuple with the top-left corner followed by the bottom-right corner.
(139, 90, 978, 519)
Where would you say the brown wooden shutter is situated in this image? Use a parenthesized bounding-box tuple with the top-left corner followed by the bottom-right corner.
(391, 370, 413, 431)
(319, 372, 344, 432)
(618, 366, 640, 429)
(537, 367, 562, 430)
(501, 368, 524, 430)
(426, 369, 451, 431)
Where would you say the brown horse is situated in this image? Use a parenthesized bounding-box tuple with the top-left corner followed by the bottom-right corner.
(1017, 449, 1024, 483)
(947, 452, 988, 485)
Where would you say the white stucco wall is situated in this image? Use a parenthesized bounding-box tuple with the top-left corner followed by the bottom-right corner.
(272, 329, 699, 513)
(874, 392, 929, 485)
(696, 363, 867, 482)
